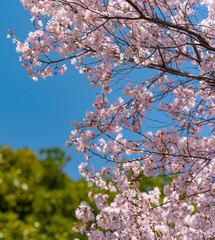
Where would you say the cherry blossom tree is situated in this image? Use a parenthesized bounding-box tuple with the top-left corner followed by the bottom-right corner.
(10, 0, 215, 239)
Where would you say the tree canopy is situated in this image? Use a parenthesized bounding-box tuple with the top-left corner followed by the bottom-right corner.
(0, 146, 89, 239)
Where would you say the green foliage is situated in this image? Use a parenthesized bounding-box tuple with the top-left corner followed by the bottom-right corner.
(0, 146, 89, 240)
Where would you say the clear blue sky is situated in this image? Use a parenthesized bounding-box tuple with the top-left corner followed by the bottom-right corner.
(1, 1, 100, 180)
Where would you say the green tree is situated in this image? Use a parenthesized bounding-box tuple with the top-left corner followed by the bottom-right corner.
(0, 146, 90, 240)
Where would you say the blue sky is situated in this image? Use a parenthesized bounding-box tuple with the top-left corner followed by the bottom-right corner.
(1, 1, 100, 180)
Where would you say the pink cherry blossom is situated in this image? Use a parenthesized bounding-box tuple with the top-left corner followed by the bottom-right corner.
(11, 0, 215, 238)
